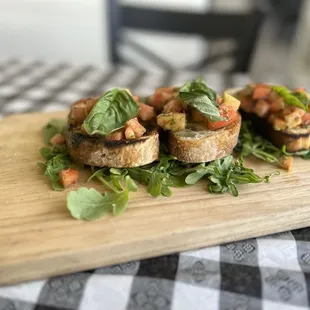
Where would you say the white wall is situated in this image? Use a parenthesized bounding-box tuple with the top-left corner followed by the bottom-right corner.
(0, 0, 109, 66)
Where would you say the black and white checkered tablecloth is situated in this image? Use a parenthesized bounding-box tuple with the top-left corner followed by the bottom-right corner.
(1, 58, 310, 310)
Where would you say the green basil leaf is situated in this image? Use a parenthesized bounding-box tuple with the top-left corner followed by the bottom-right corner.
(272, 86, 307, 111)
(178, 78, 223, 121)
(179, 92, 223, 121)
(83, 88, 139, 136)
(42, 119, 66, 144)
(293, 91, 309, 106)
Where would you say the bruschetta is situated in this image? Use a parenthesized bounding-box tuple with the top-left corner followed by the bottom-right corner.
(66, 89, 159, 168)
(228, 83, 310, 153)
(147, 79, 242, 163)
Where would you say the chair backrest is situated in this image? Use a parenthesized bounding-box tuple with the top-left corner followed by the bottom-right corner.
(108, 1, 265, 72)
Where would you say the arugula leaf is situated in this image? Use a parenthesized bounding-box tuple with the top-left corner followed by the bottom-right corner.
(281, 145, 310, 159)
(127, 152, 186, 197)
(272, 86, 308, 111)
(83, 88, 139, 136)
(236, 121, 282, 164)
(42, 119, 66, 144)
(44, 154, 71, 191)
(183, 155, 278, 197)
(67, 176, 138, 220)
(39, 145, 67, 161)
(67, 188, 111, 220)
(178, 78, 223, 121)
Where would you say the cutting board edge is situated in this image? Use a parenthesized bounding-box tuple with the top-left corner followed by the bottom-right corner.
(1, 218, 309, 286)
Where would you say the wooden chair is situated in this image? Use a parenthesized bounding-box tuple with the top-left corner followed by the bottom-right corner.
(107, 1, 265, 72)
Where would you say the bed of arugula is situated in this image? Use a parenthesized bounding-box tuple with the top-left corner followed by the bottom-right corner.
(37, 80, 310, 221)
(37, 118, 289, 221)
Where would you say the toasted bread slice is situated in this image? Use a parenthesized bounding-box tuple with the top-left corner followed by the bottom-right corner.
(168, 113, 241, 163)
(66, 124, 159, 168)
(226, 87, 310, 153)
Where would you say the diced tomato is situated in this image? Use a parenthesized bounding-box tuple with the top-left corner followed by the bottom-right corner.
(252, 84, 271, 100)
(85, 97, 98, 114)
(133, 95, 140, 102)
(50, 133, 65, 145)
(125, 118, 146, 139)
(254, 100, 269, 117)
(206, 106, 238, 130)
(163, 99, 184, 113)
(240, 96, 255, 113)
(191, 108, 205, 122)
(59, 168, 79, 188)
(124, 127, 136, 140)
(138, 103, 156, 121)
(106, 129, 125, 141)
(71, 101, 87, 123)
(294, 87, 306, 93)
(302, 113, 310, 125)
(155, 87, 175, 94)
(269, 97, 284, 113)
(151, 92, 173, 109)
(279, 156, 293, 171)
(272, 117, 287, 130)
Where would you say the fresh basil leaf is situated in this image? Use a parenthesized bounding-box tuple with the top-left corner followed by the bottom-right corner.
(272, 86, 307, 111)
(178, 78, 223, 121)
(42, 119, 66, 144)
(179, 92, 223, 121)
(293, 91, 309, 106)
(67, 188, 111, 220)
(83, 88, 139, 136)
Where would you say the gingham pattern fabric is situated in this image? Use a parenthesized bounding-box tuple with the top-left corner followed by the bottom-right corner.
(1, 59, 310, 310)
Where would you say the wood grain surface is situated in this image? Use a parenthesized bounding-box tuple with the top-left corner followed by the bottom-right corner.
(1, 111, 310, 285)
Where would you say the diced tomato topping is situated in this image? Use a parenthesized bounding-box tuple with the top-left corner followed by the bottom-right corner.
(85, 97, 98, 114)
(252, 84, 271, 100)
(239, 96, 255, 113)
(294, 87, 306, 93)
(71, 101, 87, 123)
(50, 133, 65, 145)
(254, 100, 269, 117)
(133, 95, 140, 102)
(216, 95, 222, 104)
(163, 99, 184, 113)
(302, 113, 310, 125)
(138, 103, 156, 121)
(155, 87, 175, 94)
(206, 106, 238, 130)
(106, 129, 125, 141)
(59, 168, 79, 188)
(125, 118, 146, 139)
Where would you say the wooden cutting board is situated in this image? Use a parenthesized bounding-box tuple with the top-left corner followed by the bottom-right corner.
(1, 111, 310, 286)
